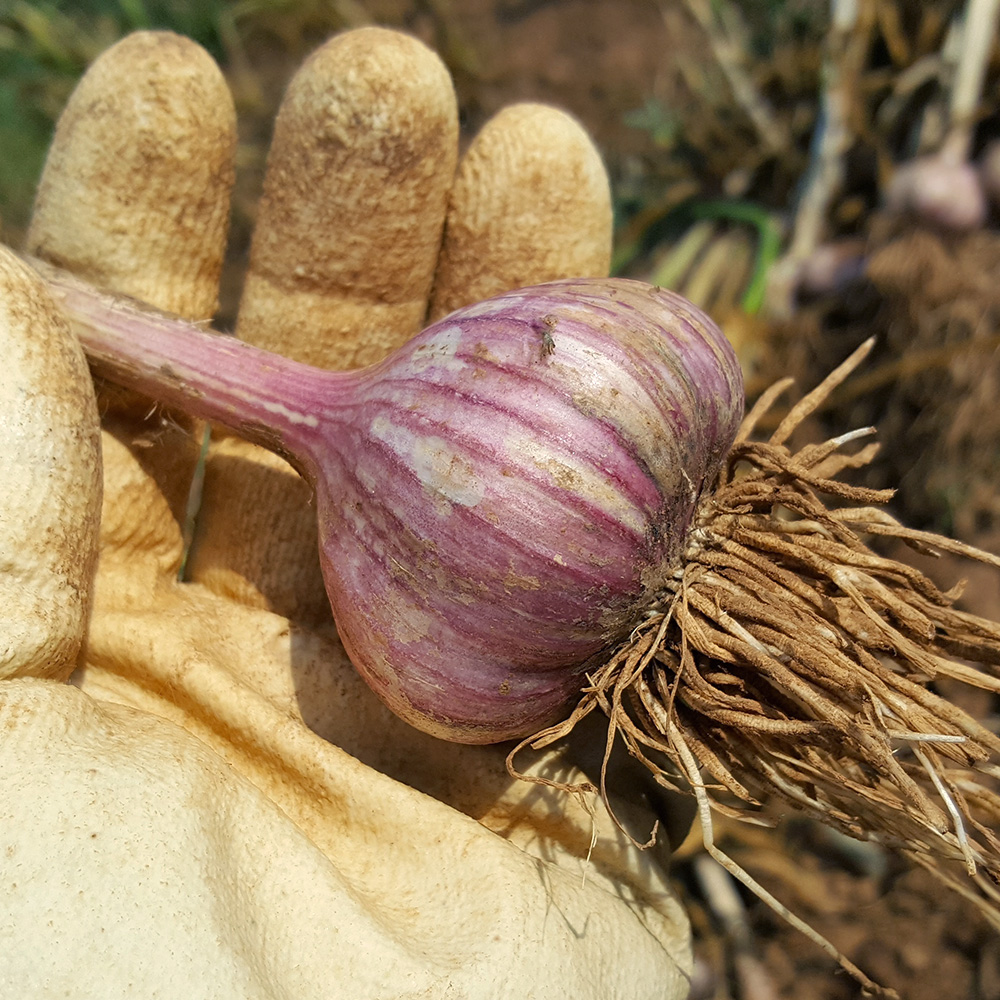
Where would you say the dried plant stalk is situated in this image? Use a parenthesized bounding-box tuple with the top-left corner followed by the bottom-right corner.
(512, 339, 1000, 995)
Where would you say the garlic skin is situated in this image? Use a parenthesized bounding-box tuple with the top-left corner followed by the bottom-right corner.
(315, 281, 743, 741)
(48, 271, 744, 742)
(886, 156, 988, 232)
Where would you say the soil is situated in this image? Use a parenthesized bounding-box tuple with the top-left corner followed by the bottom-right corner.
(678, 817, 1000, 1000)
(779, 223, 1000, 544)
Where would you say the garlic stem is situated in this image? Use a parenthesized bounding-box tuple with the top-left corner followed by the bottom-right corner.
(36, 258, 339, 479)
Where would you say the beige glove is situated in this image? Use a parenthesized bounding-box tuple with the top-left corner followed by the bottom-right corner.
(2, 28, 691, 999)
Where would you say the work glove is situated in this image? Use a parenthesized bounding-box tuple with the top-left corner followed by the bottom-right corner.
(1, 27, 691, 998)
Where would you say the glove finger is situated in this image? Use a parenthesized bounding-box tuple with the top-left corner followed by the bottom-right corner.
(236, 26, 459, 368)
(26, 30, 236, 568)
(187, 27, 458, 620)
(27, 30, 235, 320)
(0, 249, 101, 681)
(428, 102, 612, 321)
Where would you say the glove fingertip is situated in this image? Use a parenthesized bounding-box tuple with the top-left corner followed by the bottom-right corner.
(26, 30, 236, 320)
(237, 26, 459, 369)
(429, 102, 613, 322)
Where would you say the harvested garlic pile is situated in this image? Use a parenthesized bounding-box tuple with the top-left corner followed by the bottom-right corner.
(0, 28, 690, 999)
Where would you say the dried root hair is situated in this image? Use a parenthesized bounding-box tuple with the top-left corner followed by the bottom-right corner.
(511, 339, 1000, 999)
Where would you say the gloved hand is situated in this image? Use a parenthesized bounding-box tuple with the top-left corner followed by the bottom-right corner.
(1, 28, 691, 998)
